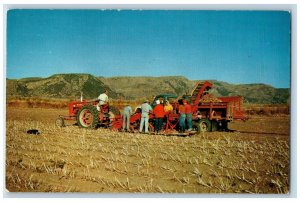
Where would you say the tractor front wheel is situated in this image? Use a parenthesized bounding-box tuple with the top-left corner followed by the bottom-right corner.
(77, 105, 99, 129)
(55, 117, 65, 127)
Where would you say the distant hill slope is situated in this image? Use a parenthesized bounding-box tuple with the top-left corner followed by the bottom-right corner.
(98, 76, 196, 100)
(7, 74, 118, 100)
(207, 81, 290, 104)
(6, 74, 290, 104)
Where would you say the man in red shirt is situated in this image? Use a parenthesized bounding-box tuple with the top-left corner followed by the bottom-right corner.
(153, 100, 165, 134)
(178, 100, 186, 133)
(184, 100, 193, 131)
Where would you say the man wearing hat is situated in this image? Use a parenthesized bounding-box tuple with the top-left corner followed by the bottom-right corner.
(153, 100, 165, 134)
(139, 100, 153, 134)
(97, 90, 109, 111)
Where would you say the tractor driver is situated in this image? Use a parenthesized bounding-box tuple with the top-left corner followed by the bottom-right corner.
(97, 90, 109, 111)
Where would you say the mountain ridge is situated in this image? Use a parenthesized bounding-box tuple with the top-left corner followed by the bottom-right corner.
(6, 74, 290, 104)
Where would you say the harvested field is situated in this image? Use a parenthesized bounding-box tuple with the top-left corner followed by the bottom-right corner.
(6, 107, 290, 193)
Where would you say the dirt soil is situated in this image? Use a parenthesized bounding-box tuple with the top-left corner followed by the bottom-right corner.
(6, 107, 290, 193)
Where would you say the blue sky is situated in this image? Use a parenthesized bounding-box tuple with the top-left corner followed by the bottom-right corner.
(6, 10, 290, 88)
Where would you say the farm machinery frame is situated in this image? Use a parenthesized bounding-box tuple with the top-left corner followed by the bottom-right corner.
(56, 81, 247, 134)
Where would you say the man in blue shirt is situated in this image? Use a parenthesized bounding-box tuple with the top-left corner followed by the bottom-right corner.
(139, 100, 153, 134)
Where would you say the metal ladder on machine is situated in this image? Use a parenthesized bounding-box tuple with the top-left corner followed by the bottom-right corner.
(189, 81, 211, 104)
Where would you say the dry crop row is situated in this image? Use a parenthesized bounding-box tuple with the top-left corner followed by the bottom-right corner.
(6, 118, 289, 193)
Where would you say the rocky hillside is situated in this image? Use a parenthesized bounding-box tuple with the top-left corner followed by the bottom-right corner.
(207, 81, 290, 104)
(6, 74, 290, 104)
(6, 74, 118, 100)
(98, 76, 196, 100)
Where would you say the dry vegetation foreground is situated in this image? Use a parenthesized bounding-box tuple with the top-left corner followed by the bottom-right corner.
(6, 107, 290, 194)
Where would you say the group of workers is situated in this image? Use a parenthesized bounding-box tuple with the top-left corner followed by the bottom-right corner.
(123, 98, 193, 134)
(121, 99, 169, 134)
(97, 90, 193, 134)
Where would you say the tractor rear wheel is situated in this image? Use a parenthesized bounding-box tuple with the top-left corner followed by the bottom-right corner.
(198, 119, 212, 132)
(77, 105, 99, 129)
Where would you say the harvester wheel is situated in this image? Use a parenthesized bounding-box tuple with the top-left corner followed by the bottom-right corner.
(192, 122, 201, 134)
(55, 117, 65, 127)
(77, 105, 99, 129)
(219, 120, 229, 131)
(211, 120, 218, 132)
(198, 119, 212, 132)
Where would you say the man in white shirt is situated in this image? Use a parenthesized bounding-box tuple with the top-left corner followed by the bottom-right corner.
(139, 100, 152, 134)
(97, 90, 109, 111)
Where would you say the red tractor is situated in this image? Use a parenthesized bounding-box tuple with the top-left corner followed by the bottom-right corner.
(55, 99, 122, 129)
